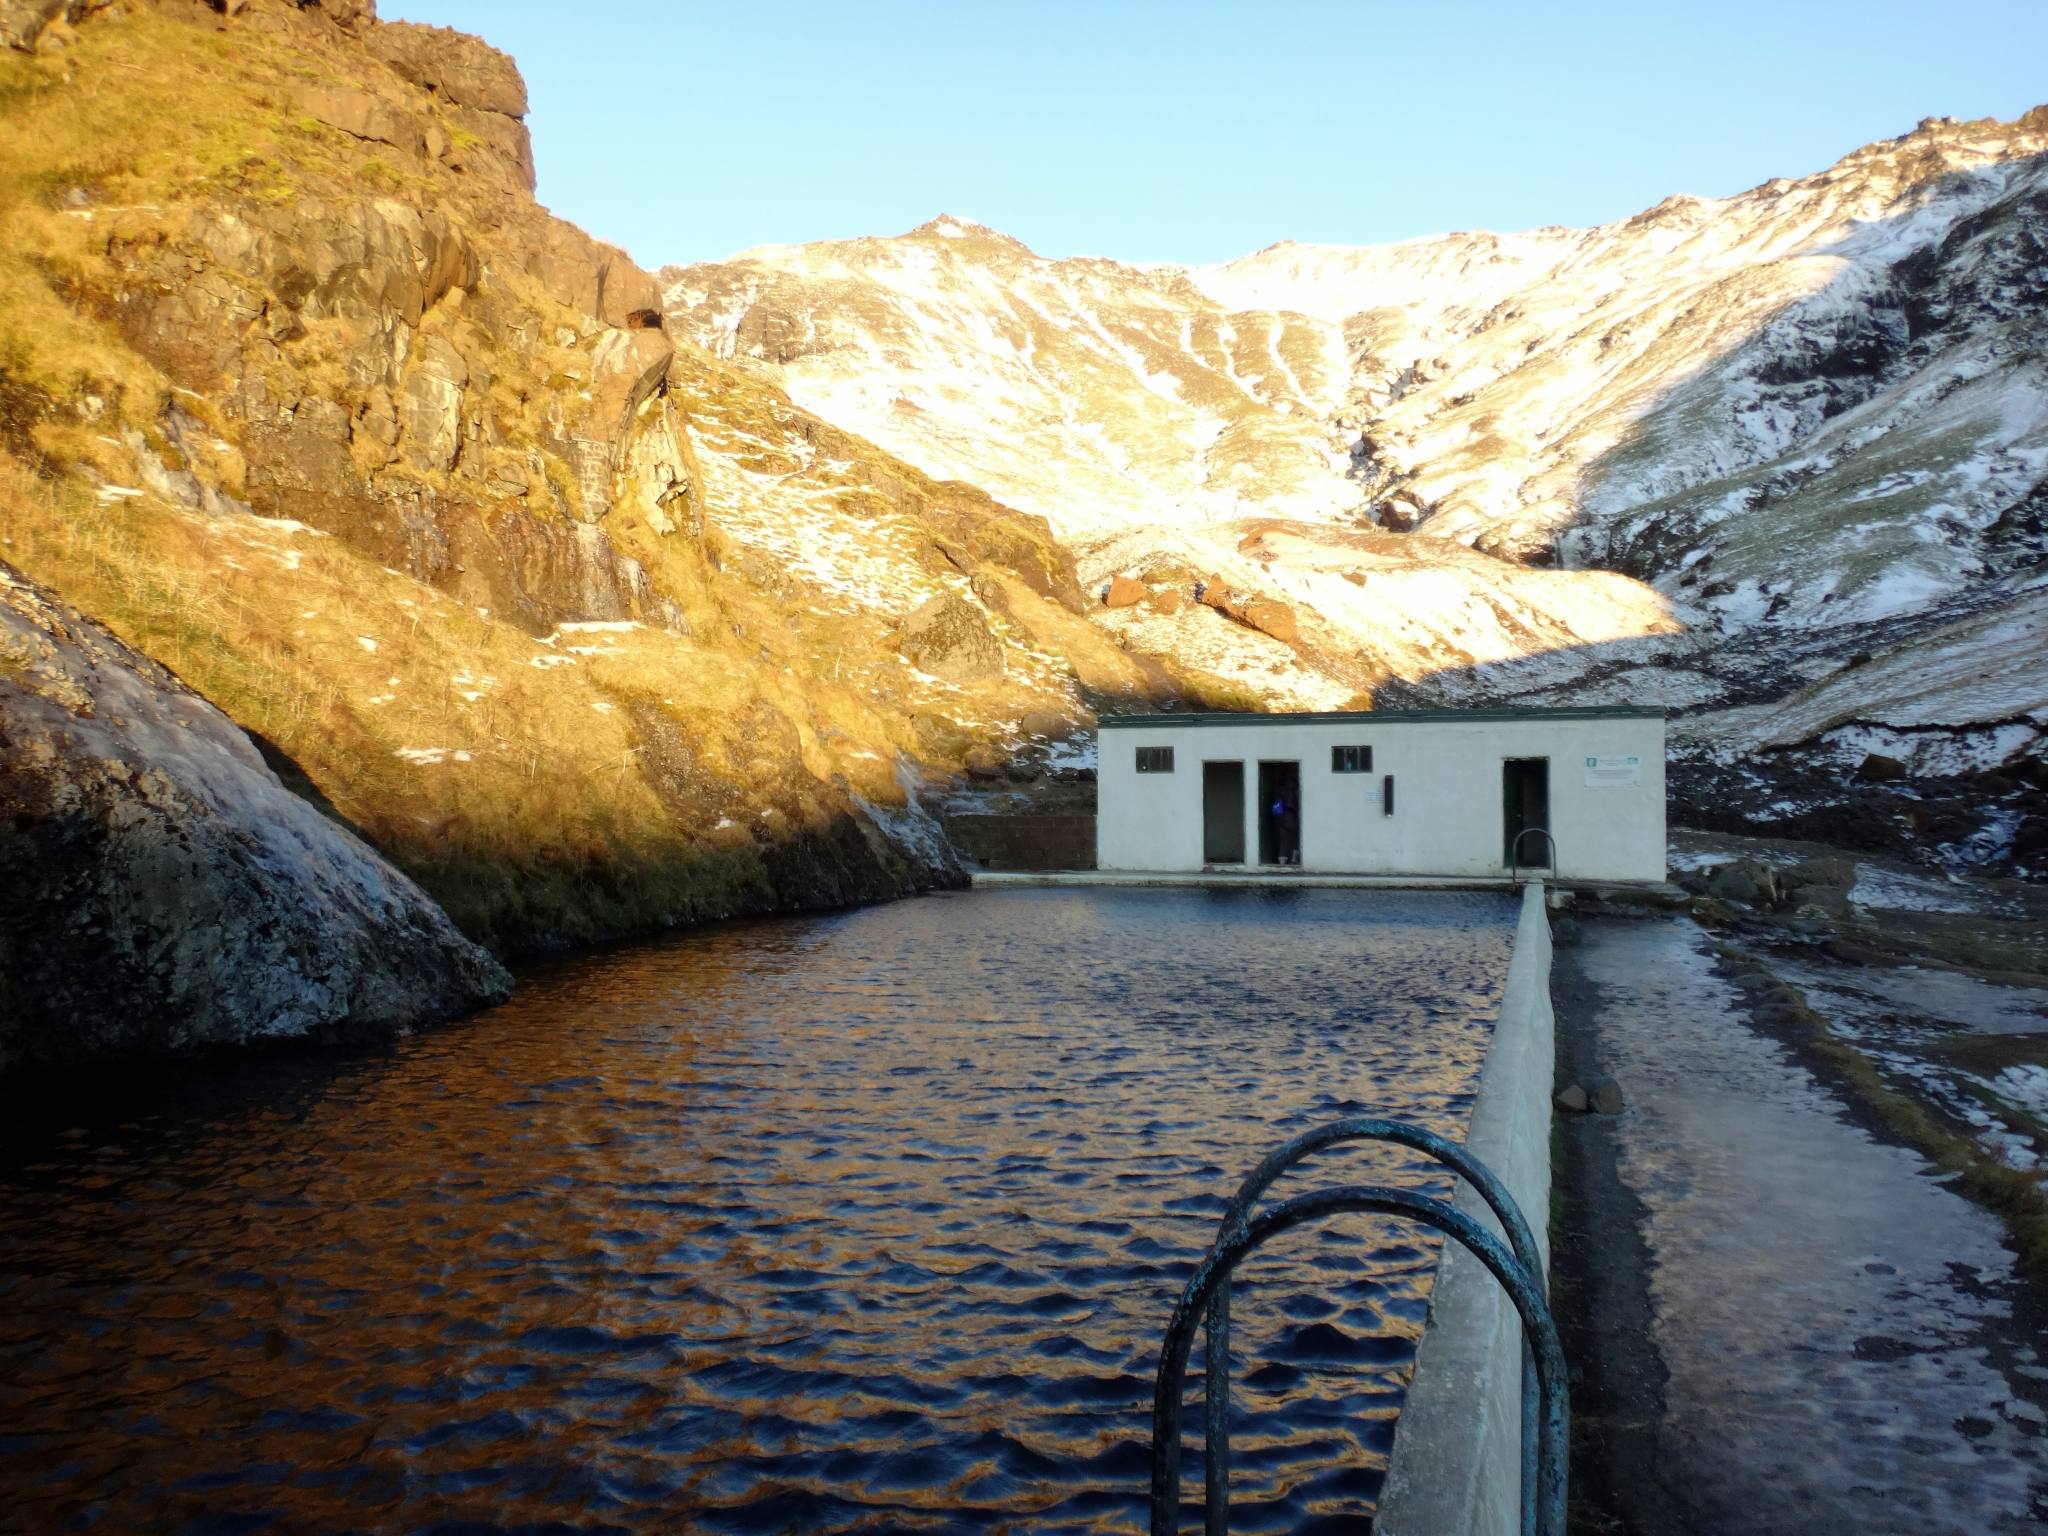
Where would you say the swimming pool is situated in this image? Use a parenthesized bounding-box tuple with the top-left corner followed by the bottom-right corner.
(0, 887, 1516, 1532)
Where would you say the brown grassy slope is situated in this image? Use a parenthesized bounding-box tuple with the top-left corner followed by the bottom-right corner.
(0, 1, 1184, 954)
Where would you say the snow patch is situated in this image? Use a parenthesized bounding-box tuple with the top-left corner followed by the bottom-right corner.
(1847, 867, 1978, 914)
(1989, 1064, 2048, 1120)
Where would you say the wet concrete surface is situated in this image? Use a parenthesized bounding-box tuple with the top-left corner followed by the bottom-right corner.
(1552, 913, 2048, 1535)
(1763, 951, 2048, 1171)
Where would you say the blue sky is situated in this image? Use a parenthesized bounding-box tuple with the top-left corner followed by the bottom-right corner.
(383, 1, 2048, 270)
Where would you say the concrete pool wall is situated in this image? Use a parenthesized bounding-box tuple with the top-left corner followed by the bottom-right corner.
(1378, 881, 1556, 1536)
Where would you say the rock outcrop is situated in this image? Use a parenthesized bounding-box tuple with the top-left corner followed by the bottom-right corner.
(0, 0, 1188, 996)
(896, 593, 1004, 683)
(1199, 581, 1300, 644)
(367, 20, 527, 118)
(0, 564, 510, 1071)
(0, 2, 60, 50)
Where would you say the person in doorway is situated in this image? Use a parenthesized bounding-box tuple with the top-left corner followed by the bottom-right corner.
(1271, 791, 1299, 864)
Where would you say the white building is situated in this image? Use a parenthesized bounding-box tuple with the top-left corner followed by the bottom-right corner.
(1096, 707, 1666, 882)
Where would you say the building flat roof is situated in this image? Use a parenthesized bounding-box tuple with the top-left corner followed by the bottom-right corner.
(1097, 705, 1666, 729)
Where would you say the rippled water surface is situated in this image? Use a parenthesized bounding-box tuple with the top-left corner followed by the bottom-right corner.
(0, 888, 1514, 1534)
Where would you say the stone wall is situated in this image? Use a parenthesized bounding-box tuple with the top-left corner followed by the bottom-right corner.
(942, 813, 1097, 871)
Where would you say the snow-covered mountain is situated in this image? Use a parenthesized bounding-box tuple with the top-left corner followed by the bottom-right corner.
(665, 110, 2048, 875)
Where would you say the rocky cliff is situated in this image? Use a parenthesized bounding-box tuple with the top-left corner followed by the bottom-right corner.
(667, 115, 2048, 877)
(0, 0, 1194, 1002)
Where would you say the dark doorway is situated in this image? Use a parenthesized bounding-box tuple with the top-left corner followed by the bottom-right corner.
(1202, 761, 1245, 864)
(1503, 758, 1551, 867)
(1258, 760, 1301, 866)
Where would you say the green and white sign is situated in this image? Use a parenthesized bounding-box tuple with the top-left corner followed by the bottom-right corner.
(1584, 754, 1642, 787)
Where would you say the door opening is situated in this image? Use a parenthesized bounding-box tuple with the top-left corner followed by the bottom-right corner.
(1258, 760, 1302, 866)
(1202, 761, 1246, 864)
(1502, 758, 1551, 867)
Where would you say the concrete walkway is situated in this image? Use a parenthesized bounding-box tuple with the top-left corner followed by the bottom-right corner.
(1553, 914, 2048, 1535)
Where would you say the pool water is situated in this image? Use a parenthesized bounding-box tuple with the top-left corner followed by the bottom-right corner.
(0, 887, 1515, 1534)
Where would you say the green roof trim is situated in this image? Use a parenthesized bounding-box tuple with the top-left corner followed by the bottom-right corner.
(1098, 705, 1666, 729)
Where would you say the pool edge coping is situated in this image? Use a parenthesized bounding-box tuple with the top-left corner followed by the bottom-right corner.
(1377, 879, 1555, 1536)
(968, 870, 1527, 890)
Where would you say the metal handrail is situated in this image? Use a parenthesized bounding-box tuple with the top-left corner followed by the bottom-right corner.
(1150, 1184, 1569, 1536)
(1510, 825, 1556, 884)
(1200, 1119, 1547, 1536)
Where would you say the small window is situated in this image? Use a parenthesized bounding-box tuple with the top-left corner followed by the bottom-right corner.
(1136, 746, 1175, 774)
(1332, 744, 1373, 774)
(1383, 774, 1395, 815)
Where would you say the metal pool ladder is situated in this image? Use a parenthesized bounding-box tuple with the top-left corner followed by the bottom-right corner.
(1511, 826, 1558, 886)
(1147, 1118, 1569, 1536)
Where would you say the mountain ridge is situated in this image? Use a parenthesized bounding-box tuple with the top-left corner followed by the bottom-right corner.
(665, 107, 2048, 876)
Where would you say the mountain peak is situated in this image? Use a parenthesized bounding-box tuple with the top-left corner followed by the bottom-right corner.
(905, 215, 1032, 253)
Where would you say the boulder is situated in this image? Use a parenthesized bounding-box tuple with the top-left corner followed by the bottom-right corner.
(1703, 856, 1783, 908)
(1, 0, 65, 51)
(368, 21, 529, 118)
(1554, 1082, 1590, 1113)
(1190, 578, 1299, 643)
(1585, 1075, 1626, 1115)
(1019, 709, 1068, 739)
(1239, 598, 1299, 644)
(1103, 575, 1147, 609)
(897, 593, 1004, 683)
(1148, 588, 1185, 615)
(1783, 854, 1855, 893)
(0, 564, 510, 1072)
(1204, 586, 1301, 645)
(1854, 752, 1909, 783)
(962, 745, 1006, 780)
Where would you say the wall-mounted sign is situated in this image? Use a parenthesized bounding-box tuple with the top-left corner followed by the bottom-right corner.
(1584, 754, 1642, 787)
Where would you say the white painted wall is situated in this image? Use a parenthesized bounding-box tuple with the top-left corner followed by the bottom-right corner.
(1095, 712, 1666, 881)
